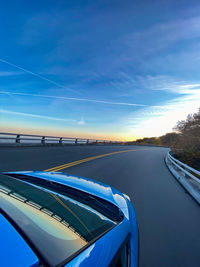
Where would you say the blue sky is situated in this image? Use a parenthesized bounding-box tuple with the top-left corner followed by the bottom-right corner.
(0, 0, 200, 140)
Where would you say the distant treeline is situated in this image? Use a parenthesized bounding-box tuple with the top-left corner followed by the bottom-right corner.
(127, 108, 200, 170)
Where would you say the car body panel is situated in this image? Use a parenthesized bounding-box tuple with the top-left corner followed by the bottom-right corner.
(65, 220, 129, 267)
(0, 213, 39, 267)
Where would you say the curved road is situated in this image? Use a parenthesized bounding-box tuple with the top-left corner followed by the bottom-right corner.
(0, 145, 200, 267)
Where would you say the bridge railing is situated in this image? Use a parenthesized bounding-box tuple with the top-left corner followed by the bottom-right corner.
(166, 151, 200, 184)
(0, 132, 123, 145)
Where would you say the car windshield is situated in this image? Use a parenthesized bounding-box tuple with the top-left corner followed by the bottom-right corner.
(0, 174, 117, 266)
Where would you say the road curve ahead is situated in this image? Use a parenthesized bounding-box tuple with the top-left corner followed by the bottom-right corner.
(0, 145, 200, 267)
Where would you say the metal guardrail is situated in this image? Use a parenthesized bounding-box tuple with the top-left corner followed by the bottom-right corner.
(167, 151, 200, 184)
(0, 132, 123, 145)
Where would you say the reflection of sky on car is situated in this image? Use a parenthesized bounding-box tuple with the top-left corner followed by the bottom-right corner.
(38, 172, 112, 195)
(29, 171, 128, 219)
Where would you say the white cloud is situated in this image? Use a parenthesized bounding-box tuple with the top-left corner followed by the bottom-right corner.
(78, 118, 85, 125)
(127, 75, 200, 95)
(126, 90, 200, 137)
(125, 16, 200, 57)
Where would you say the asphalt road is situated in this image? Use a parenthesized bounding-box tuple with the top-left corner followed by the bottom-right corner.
(0, 145, 200, 267)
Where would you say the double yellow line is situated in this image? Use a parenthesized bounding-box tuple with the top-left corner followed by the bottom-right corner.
(44, 148, 146, 172)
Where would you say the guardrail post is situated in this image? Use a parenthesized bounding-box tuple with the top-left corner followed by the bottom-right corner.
(75, 138, 78, 145)
(16, 135, 20, 143)
(59, 137, 62, 145)
(41, 136, 45, 144)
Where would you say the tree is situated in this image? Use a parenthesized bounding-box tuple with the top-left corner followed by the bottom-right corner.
(173, 108, 200, 168)
(159, 133, 180, 147)
(134, 137, 161, 145)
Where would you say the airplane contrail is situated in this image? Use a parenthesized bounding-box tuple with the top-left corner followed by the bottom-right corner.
(0, 59, 167, 108)
(0, 91, 167, 108)
(0, 91, 148, 107)
(0, 58, 76, 93)
(0, 108, 77, 122)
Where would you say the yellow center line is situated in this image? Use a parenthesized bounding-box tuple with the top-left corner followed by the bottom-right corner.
(44, 148, 148, 172)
